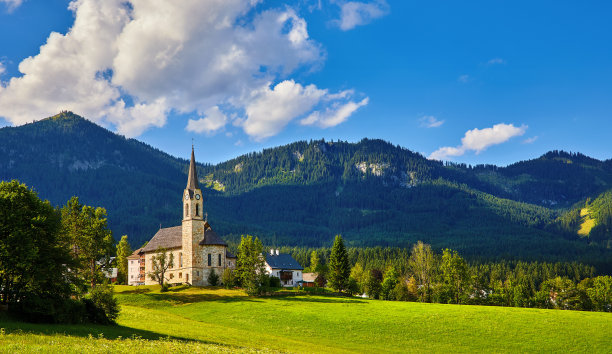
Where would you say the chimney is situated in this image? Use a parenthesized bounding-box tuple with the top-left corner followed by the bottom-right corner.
(270, 249, 275, 256)
(275, 249, 280, 256)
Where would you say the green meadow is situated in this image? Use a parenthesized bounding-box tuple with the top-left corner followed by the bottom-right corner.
(1, 285, 611, 353)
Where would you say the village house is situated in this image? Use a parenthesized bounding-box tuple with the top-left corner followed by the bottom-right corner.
(127, 248, 144, 286)
(264, 250, 303, 287)
(128, 148, 236, 286)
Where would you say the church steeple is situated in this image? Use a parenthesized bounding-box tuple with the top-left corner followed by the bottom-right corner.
(186, 146, 199, 190)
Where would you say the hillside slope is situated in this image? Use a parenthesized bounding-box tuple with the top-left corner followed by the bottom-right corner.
(1, 112, 610, 264)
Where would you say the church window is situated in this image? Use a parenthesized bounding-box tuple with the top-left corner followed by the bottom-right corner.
(179, 253, 183, 267)
(186, 274, 189, 282)
(179, 272, 182, 278)
(218, 254, 221, 266)
(196, 204, 199, 216)
(208, 253, 212, 266)
(185, 203, 189, 217)
(170, 273, 174, 279)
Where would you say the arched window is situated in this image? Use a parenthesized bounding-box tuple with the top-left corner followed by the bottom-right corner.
(185, 203, 189, 217)
(196, 204, 199, 216)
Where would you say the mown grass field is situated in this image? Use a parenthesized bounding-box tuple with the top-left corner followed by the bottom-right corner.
(1, 285, 611, 353)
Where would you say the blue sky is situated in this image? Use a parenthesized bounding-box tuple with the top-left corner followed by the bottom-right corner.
(0, 0, 610, 166)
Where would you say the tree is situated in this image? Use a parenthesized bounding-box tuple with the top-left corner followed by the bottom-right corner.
(115, 235, 132, 285)
(148, 247, 174, 288)
(236, 235, 267, 295)
(0, 180, 74, 306)
(207, 269, 219, 286)
(328, 235, 350, 292)
(309, 250, 320, 273)
(365, 269, 383, 299)
(61, 197, 114, 289)
(222, 268, 236, 289)
(440, 249, 470, 304)
(408, 241, 436, 302)
(586, 276, 612, 312)
(381, 267, 400, 300)
(350, 263, 367, 294)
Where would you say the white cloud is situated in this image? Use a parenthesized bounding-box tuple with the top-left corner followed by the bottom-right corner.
(429, 123, 527, 160)
(419, 115, 444, 128)
(0, 0, 362, 138)
(523, 136, 538, 144)
(458, 74, 470, 83)
(0, 62, 5, 76)
(1, 0, 23, 12)
(242, 80, 326, 140)
(487, 58, 505, 65)
(186, 106, 228, 135)
(301, 97, 368, 128)
(334, 0, 389, 31)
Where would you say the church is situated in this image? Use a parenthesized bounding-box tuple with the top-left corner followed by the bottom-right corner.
(137, 148, 236, 286)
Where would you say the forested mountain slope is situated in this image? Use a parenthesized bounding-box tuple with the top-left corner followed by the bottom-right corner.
(1, 112, 610, 266)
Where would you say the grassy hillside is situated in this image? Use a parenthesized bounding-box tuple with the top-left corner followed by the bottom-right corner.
(1, 286, 611, 353)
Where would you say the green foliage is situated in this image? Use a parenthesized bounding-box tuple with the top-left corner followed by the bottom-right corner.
(0, 180, 74, 307)
(87, 283, 119, 324)
(408, 241, 436, 302)
(365, 269, 382, 299)
(236, 235, 267, 296)
(148, 247, 174, 287)
(221, 268, 236, 289)
(328, 235, 350, 292)
(439, 249, 470, 304)
(61, 196, 115, 289)
(115, 235, 132, 285)
(269, 276, 281, 288)
(207, 269, 219, 286)
(380, 267, 399, 300)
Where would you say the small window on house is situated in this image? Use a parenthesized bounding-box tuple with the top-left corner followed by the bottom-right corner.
(208, 253, 211, 266)
(170, 273, 174, 279)
(179, 252, 183, 268)
(218, 254, 222, 266)
(179, 272, 182, 278)
(197, 271, 200, 276)
(196, 204, 199, 216)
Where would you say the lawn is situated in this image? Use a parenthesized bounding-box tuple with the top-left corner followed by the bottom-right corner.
(1, 285, 611, 353)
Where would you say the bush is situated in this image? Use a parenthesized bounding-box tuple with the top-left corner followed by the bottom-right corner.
(222, 268, 236, 288)
(269, 276, 281, 288)
(9, 294, 85, 324)
(87, 284, 119, 324)
(348, 277, 361, 295)
(208, 270, 220, 286)
(161, 282, 170, 292)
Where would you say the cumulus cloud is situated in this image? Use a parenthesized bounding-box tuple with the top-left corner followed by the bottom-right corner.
(1, 0, 23, 12)
(186, 106, 228, 135)
(429, 123, 527, 160)
(334, 0, 389, 31)
(419, 115, 444, 128)
(0, 0, 365, 138)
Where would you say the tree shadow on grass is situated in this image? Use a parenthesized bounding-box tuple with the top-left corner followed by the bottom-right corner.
(0, 312, 224, 346)
(269, 295, 367, 304)
(144, 292, 263, 305)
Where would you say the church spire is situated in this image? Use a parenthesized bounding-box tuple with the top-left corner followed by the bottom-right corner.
(186, 146, 199, 190)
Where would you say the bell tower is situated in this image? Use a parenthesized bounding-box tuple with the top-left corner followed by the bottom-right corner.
(181, 146, 205, 285)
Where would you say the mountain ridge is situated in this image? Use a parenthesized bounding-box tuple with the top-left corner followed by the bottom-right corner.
(1, 112, 610, 267)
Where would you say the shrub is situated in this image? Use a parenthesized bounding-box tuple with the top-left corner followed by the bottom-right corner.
(269, 276, 281, 288)
(161, 282, 170, 292)
(9, 294, 85, 324)
(87, 284, 119, 324)
(222, 268, 236, 288)
(208, 270, 219, 286)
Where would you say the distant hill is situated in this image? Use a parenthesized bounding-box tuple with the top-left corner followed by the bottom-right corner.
(1, 112, 610, 267)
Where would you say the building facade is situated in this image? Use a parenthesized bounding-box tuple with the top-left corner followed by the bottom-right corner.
(265, 250, 304, 287)
(138, 148, 236, 286)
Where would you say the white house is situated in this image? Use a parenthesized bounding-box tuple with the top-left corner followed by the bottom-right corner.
(127, 248, 144, 286)
(264, 250, 303, 287)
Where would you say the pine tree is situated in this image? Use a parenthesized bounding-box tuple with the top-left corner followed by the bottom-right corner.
(328, 235, 350, 292)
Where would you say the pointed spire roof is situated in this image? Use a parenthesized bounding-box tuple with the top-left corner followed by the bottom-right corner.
(186, 146, 199, 190)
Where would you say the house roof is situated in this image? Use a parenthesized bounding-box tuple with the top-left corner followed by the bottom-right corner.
(127, 248, 142, 260)
(226, 250, 237, 258)
(302, 272, 317, 282)
(141, 226, 182, 252)
(199, 223, 228, 246)
(265, 254, 303, 270)
(186, 146, 199, 190)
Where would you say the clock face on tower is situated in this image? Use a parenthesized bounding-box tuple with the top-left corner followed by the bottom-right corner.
(195, 194, 201, 200)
